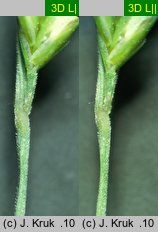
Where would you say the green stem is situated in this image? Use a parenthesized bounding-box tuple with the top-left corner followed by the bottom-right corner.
(15, 116, 30, 216)
(96, 113, 111, 216)
(14, 38, 37, 216)
(95, 43, 117, 215)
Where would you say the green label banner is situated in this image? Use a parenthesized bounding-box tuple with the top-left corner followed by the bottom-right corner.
(124, 0, 158, 15)
(45, 0, 79, 16)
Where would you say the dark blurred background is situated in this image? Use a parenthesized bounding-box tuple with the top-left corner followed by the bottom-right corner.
(80, 16, 158, 216)
(0, 16, 78, 215)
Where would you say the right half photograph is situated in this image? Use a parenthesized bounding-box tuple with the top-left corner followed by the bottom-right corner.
(80, 16, 158, 216)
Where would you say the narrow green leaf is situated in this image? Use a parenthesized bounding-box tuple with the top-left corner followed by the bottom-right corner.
(31, 16, 79, 69)
(94, 16, 114, 51)
(18, 16, 40, 48)
(109, 16, 158, 69)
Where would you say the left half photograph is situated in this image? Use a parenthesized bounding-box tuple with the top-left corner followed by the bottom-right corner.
(0, 16, 79, 216)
